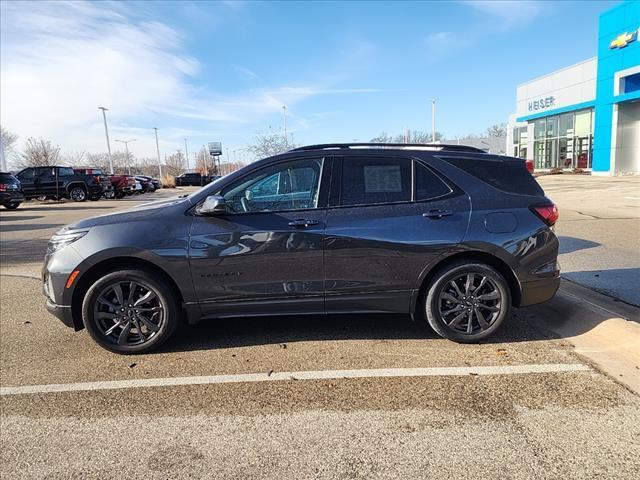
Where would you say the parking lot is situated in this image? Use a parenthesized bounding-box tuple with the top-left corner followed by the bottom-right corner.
(1, 177, 639, 479)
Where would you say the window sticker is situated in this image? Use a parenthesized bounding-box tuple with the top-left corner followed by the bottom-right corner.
(363, 165, 402, 193)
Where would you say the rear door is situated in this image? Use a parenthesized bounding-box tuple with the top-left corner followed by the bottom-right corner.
(324, 154, 471, 314)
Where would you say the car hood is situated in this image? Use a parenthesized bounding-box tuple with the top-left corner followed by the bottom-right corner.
(69, 196, 192, 229)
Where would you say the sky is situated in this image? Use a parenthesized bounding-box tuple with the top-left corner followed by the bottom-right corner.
(0, 0, 617, 165)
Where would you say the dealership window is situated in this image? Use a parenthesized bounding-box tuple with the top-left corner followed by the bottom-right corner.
(529, 108, 593, 170)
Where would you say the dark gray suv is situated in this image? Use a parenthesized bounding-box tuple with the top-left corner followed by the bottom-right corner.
(43, 143, 560, 354)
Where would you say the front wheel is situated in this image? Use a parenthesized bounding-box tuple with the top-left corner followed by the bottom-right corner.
(423, 262, 511, 343)
(3, 203, 20, 210)
(69, 186, 87, 202)
(82, 269, 179, 354)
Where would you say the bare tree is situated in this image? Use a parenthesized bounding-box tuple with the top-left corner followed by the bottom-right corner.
(486, 123, 507, 138)
(164, 151, 186, 176)
(63, 150, 86, 166)
(1, 127, 19, 170)
(247, 129, 297, 160)
(370, 130, 443, 143)
(19, 138, 61, 167)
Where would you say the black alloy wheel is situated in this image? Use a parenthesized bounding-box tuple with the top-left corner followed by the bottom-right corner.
(82, 269, 178, 353)
(424, 262, 511, 343)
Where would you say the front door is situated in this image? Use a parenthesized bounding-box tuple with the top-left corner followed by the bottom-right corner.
(189, 156, 330, 318)
(324, 155, 471, 314)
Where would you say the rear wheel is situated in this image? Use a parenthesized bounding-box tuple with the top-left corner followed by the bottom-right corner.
(423, 262, 511, 343)
(103, 190, 115, 199)
(82, 269, 179, 354)
(3, 203, 20, 210)
(69, 186, 87, 202)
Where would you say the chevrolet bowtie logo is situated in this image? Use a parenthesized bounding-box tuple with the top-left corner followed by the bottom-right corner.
(609, 30, 637, 49)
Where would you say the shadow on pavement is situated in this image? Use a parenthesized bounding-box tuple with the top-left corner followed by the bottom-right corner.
(16, 205, 113, 212)
(558, 236, 600, 254)
(0, 215, 44, 222)
(561, 268, 640, 307)
(0, 238, 48, 265)
(0, 223, 63, 233)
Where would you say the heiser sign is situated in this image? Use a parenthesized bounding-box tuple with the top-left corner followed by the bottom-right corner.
(528, 96, 556, 113)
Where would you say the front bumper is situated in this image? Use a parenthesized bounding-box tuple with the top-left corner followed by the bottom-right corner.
(45, 298, 76, 329)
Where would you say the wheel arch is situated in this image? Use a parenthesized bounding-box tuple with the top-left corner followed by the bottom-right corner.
(412, 250, 522, 320)
(70, 256, 185, 331)
(66, 182, 87, 193)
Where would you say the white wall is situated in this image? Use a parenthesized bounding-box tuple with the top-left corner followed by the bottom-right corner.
(515, 58, 597, 117)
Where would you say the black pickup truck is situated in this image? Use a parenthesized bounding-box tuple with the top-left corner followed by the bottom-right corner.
(175, 172, 213, 186)
(16, 166, 103, 202)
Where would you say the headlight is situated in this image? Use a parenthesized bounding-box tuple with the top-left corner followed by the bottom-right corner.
(47, 227, 90, 254)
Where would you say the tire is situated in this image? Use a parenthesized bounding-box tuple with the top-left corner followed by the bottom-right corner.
(82, 269, 179, 354)
(89, 194, 101, 201)
(115, 191, 125, 199)
(423, 262, 511, 343)
(69, 186, 87, 202)
(103, 190, 115, 200)
(3, 203, 20, 210)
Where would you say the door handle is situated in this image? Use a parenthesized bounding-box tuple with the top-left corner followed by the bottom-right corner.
(288, 219, 319, 228)
(422, 209, 453, 219)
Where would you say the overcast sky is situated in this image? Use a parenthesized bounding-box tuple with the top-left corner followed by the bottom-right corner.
(1, 0, 615, 164)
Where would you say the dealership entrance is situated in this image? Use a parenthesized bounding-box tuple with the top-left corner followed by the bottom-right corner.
(614, 100, 640, 174)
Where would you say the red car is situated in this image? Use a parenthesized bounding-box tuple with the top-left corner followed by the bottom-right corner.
(525, 159, 534, 174)
(108, 174, 136, 198)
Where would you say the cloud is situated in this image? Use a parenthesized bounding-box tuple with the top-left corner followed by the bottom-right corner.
(460, 0, 543, 29)
(0, 1, 386, 160)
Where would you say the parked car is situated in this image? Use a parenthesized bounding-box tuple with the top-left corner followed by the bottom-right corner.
(43, 143, 560, 354)
(0, 172, 25, 209)
(137, 175, 162, 191)
(16, 166, 102, 202)
(133, 179, 143, 194)
(175, 172, 211, 186)
(108, 174, 136, 198)
(73, 167, 114, 199)
(135, 176, 155, 193)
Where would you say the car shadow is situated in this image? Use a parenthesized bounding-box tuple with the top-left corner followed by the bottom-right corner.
(0, 238, 48, 264)
(0, 215, 44, 222)
(158, 307, 561, 354)
(0, 223, 62, 233)
(558, 236, 600, 254)
(19, 205, 113, 212)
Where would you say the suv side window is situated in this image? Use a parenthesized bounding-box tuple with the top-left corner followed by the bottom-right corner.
(415, 161, 452, 201)
(58, 167, 74, 176)
(341, 156, 411, 206)
(36, 167, 54, 178)
(17, 168, 34, 179)
(221, 158, 323, 213)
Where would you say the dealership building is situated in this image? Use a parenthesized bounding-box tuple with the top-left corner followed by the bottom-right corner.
(507, 1, 640, 175)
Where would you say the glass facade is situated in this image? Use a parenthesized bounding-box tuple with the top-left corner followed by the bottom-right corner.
(528, 108, 594, 169)
(512, 126, 528, 159)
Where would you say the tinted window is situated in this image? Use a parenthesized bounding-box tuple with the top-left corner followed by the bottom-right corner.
(415, 162, 452, 200)
(221, 158, 323, 213)
(341, 157, 411, 206)
(441, 156, 544, 196)
(58, 167, 74, 176)
(0, 173, 18, 183)
(17, 169, 33, 179)
(36, 167, 54, 178)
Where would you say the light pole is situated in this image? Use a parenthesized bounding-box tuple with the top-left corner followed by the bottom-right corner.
(98, 107, 114, 173)
(282, 105, 287, 146)
(153, 128, 163, 178)
(184, 138, 190, 171)
(431, 98, 436, 143)
(114, 139, 136, 175)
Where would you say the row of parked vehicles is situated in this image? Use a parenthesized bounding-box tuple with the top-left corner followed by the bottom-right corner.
(0, 166, 163, 210)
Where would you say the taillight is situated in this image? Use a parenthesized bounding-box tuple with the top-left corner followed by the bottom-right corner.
(530, 203, 559, 226)
(525, 160, 534, 174)
(0, 184, 7, 191)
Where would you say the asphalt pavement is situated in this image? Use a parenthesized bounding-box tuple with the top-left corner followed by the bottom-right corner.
(1, 182, 639, 479)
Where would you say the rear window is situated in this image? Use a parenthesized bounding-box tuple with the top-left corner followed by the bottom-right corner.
(441, 156, 544, 196)
(0, 173, 18, 183)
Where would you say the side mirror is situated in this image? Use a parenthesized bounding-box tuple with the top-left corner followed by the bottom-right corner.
(198, 195, 227, 215)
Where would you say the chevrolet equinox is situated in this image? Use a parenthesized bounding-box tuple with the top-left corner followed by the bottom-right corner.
(43, 143, 560, 354)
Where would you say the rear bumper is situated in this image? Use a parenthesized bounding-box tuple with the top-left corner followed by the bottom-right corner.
(519, 276, 560, 307)
(0, 191, 25, 204)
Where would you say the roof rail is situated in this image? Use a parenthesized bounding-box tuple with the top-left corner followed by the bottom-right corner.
(289, 143, 487, 154)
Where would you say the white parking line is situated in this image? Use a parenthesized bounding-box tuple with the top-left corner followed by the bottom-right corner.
(0, 363, 590, 396)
